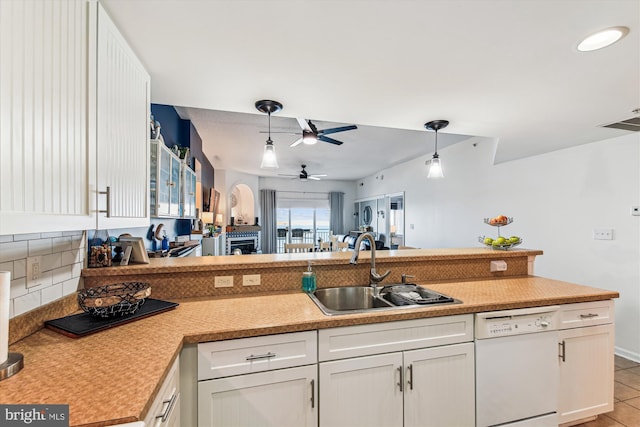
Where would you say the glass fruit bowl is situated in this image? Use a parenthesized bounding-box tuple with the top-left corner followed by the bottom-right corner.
(478, 236, 522, 250)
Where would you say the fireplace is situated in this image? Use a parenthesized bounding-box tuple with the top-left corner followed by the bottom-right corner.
(226, 231, 260, 254)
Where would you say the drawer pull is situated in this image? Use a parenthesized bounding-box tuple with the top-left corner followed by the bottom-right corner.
(246, 352, 277, 361)
(310, 379, 315, 409)
(579, 313, 599, 319)
(156, 392, 179, 423)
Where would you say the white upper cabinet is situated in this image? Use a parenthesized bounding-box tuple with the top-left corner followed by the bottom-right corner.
(0, 0, 96, 235)
(0, 0, 150, 235)
(94, 2, 150, 229)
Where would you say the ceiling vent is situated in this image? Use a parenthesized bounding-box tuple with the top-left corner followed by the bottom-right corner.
(602, 116, 640, 132)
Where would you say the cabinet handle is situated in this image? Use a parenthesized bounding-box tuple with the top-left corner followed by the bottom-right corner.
(407, 364, 414, 390)
(156, 391, 179, 423)
(579, 313, 599, 319)
(246, 352, 277, 361)
(98, 186, 111, 217)
(310, 379, 315, 409)
(397, 366, 403, 392)
(559, 340, 566, 362)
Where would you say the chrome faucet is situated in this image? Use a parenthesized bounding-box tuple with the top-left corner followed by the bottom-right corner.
(350, 233, 391, 294)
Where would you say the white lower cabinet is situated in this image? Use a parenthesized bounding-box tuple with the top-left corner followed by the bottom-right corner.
(318, 315, 475, 427)
(143, 356, 181, 427)
(199, 364, 317, 426)
(557, 300, 615, 425)
(197, 331, 318, 427)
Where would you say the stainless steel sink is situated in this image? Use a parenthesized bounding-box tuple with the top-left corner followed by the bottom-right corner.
(309, 286, 395, 315)
(308, 284, 460, 316)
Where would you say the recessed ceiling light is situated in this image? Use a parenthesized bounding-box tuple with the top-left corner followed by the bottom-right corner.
(577, 26, 629, 52)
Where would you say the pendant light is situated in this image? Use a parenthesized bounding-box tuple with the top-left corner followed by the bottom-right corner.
(424, 120, 449, 179)
(256, 100, 283, 169)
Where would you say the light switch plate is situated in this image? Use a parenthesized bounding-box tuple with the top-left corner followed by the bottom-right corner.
(215, 276, 234, 288)
(593, 229, 614, 240)
(243, 274, 261, 286)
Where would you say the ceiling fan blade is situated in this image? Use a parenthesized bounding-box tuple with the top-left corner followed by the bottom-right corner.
(318, 125, 357, 136)
(308, 176, 321, 180)
(290, 138, 303, 147)
(296, 117, 311, 132)
(318, 135, 344, 145)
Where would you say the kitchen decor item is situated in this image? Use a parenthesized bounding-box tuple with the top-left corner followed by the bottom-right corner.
(479, 216, 522, 250)
(78, 282, 151, 318)
(88, 229, 112, 267)
(46, 298, 178, 338)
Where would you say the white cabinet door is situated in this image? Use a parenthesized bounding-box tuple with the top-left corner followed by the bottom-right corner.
(404, 342, 475, 427)
(95, 3, 150, 229)
(198, 364, 317, 427)
(558, 323, 614, 425)
(0, 0, 96, 235)
(319, 353, 403, 427)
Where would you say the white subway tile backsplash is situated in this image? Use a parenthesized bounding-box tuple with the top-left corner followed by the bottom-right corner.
(42, 253, 62, 271)
(10, 277, 27, 299)
(52, 265, 72, 285)
(62, 277, 81, 296)
(0, 241, 28, 262)
(14, 291, 41, 316)
(0, 262, 12, 275)
(52, 236, 72, 252)
(28, 238, 53, 256)
(13, 233, 42, 241)
(71, 262, 82, 278)
(41, 231, 63, 239)
(13, 259, 26, 279)
(41, 283, 63, 305)
(7, 229, 85, 319)
(61, 249, 80, 266)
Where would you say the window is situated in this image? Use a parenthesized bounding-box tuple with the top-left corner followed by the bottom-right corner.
(276, 192, 330, 253)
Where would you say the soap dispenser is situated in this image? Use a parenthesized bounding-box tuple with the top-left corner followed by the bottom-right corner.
(302, 261, 317, 293)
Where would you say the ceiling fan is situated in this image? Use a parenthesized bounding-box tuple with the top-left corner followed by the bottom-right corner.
(278, 164, 327, 181)
(289, 118, 357, 147)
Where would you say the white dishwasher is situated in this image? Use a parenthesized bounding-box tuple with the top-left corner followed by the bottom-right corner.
(475, 305, 560, 427)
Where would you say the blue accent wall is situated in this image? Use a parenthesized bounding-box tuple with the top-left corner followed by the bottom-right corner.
(151, 103, 214, 189)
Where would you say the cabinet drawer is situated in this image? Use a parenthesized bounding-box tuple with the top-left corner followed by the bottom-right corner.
(319, 314, 473, 361)
(198, 331, 317, 380)
(144, 356, 180, 427)
(558, 300, 614, 329)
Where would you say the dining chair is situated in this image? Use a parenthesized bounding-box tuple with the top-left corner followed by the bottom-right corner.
(284, 243, 314, 253)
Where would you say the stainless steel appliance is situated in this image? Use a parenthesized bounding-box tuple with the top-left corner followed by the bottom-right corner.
(475, 305, 560, 427)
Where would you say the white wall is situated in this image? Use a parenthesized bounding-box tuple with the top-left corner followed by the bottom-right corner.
(259, 177, 357, 234)
(357, 133, 640, 361)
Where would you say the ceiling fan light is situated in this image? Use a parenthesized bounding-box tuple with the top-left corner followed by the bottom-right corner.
(426, 156, 444, 179)
(302, 132, 317, 145)
(577, 26, 629, 52)
(260, 141, 279, 169)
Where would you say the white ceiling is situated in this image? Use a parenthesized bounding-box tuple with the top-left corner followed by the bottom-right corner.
(102, 0, 639, 181)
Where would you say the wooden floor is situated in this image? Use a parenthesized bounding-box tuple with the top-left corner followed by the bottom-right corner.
(575, 355, 640, 427)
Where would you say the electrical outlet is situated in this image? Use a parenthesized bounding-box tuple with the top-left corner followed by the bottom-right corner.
(26, 256, 44, 288)
(243, 274, 261, 286)
(593, 229, 614, 240)
(490, 260, 507, 272)
(214, 276, 234, 288)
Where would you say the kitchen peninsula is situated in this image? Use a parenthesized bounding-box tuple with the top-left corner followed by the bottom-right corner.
(3, 248, 619, 427)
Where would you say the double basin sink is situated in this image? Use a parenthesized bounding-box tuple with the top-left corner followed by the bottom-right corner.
(308, 283, 460, 316)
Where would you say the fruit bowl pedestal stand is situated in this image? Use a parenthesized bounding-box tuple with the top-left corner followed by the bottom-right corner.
(479, 217, 522, 250)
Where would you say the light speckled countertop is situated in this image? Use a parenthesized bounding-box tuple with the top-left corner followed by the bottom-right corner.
(2, 275, 618, 427)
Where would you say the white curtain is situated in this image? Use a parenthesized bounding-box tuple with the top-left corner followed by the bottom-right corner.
(329, 191, 344, 234)
(260, 189, 277, 253)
